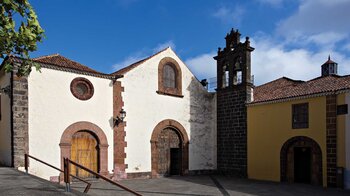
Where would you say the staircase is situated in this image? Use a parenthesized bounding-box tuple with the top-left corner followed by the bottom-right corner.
(0, 167, 82, 195)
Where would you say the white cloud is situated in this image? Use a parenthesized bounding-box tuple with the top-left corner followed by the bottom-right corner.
(184, 34, 350, 86)
(212, 6, 245, 26)
(251, 36, 350, 85)
(112, 53, 145, 71)
(153, 41, 176, 53)
(185, 52, 216, 80)
(112, 40, 175, 71)
(277, 0, 350, 46)
(343, 42, 350, 52)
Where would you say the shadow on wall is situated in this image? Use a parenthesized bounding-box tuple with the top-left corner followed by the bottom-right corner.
(187, 77, 217, 172)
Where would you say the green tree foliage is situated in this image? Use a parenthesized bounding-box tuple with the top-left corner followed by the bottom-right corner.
(0, 0, 44, 76)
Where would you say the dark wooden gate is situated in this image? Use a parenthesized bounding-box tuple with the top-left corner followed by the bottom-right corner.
(294, 147, 311, 183)
(157, 128, 181, 176)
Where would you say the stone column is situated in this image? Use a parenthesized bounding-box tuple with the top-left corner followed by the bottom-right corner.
(12, 73, 29, 168)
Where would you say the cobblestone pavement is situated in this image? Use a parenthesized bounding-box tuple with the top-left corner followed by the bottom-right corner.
(1, 167, 349, 196)
(71, 175, 350, 196)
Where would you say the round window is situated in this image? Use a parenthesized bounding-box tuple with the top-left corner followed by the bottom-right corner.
(70, 77, 94, 100)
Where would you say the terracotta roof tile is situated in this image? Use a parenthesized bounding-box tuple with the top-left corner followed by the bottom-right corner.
(33, 54, 102, 74)
(111, 47, 169, 75)
(253, 75, 350, 104)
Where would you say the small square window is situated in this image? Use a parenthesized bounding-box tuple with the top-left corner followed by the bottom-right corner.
(337, 104, 348, 115)
(292, 103, 309, 129)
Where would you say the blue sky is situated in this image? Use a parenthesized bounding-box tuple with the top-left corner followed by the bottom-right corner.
(30, 0, 350, 85)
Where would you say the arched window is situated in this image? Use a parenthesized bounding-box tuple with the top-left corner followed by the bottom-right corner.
(157, 57, 183, 97)
(163, 64, 176, 88)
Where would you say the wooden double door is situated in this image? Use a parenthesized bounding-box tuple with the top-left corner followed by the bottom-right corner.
(70, 131, 98, 178)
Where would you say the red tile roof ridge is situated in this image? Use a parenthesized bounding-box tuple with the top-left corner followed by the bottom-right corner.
(255, 76, 304, 88)
(33, 54, 102, 74)
(252, 74, 350, 104)
(33, 53, 60, 60)
(111, 46, 170, 76)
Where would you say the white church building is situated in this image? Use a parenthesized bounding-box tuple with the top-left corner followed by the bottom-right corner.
(0, 47, 217, 181)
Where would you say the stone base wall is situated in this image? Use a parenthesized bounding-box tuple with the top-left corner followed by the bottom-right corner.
(217, 85, 249, 177)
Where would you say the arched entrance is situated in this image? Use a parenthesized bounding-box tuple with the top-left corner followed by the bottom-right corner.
(60, 122, 109, 177)
(280, 136, 323, 185)
(71, 131, 98, 178)
(151, 119, 189, 178)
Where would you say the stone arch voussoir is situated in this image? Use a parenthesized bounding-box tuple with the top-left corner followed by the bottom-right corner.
(280, 136, 323, 185)
(59, 121, 109, 176)
(150, 119, 189, 178)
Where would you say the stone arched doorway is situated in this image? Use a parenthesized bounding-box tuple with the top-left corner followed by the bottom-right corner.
(151, 119, 189, 178)
(280, 136, 323, 185)
(60, 121, 109, 176)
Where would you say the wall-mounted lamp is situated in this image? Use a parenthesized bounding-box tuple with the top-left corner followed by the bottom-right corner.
(0, 85, 11, 97)
(114, 108, 126, 126)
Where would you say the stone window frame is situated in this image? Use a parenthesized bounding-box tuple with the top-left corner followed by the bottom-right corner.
(292, 103, 309, 129)
(157, 57, 183, 98)
(70, 77, 94, 100)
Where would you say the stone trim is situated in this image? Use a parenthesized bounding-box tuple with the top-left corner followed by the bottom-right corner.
(326, 94, 337, 187)
(157, 57, 183, 97)
(150, 119, 189, 178)
(280, 136, 323, 185)
(70, 77, 94, 100)
(59, 121, 109, 176)
(11, 73, 29, 168)
(112, 81, 127, 180)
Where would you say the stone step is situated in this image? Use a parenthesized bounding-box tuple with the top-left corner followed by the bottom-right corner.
(0, 167, 82, 196)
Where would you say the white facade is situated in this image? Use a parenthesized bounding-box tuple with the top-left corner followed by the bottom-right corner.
(0, 70, 12, 166)
(27, 68, 114, 180)
(120, 48, 217, 174)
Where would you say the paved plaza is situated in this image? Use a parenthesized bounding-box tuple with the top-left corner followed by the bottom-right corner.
(1, 167, 350, 196)
(71, 175, 350, 196)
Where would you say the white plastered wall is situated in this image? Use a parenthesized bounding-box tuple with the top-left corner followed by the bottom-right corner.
(120, 48, 217, 173)
(28, 68, 114, 180)
(0, 70, 12, 166)
(345, 92, 350, 189)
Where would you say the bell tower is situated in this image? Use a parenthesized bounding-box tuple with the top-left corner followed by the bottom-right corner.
(214, 28, 254, 177)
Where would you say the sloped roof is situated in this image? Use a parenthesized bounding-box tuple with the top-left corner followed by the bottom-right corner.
(3, 54, 116, 79)
(252, 75, 350, 104)
(33, 54, 102, 74)
(111, 47, 169, 76)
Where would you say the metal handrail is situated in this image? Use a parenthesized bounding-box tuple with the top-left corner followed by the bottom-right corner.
(64, 158, 142, 196)
(24, 154, 91, 193)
